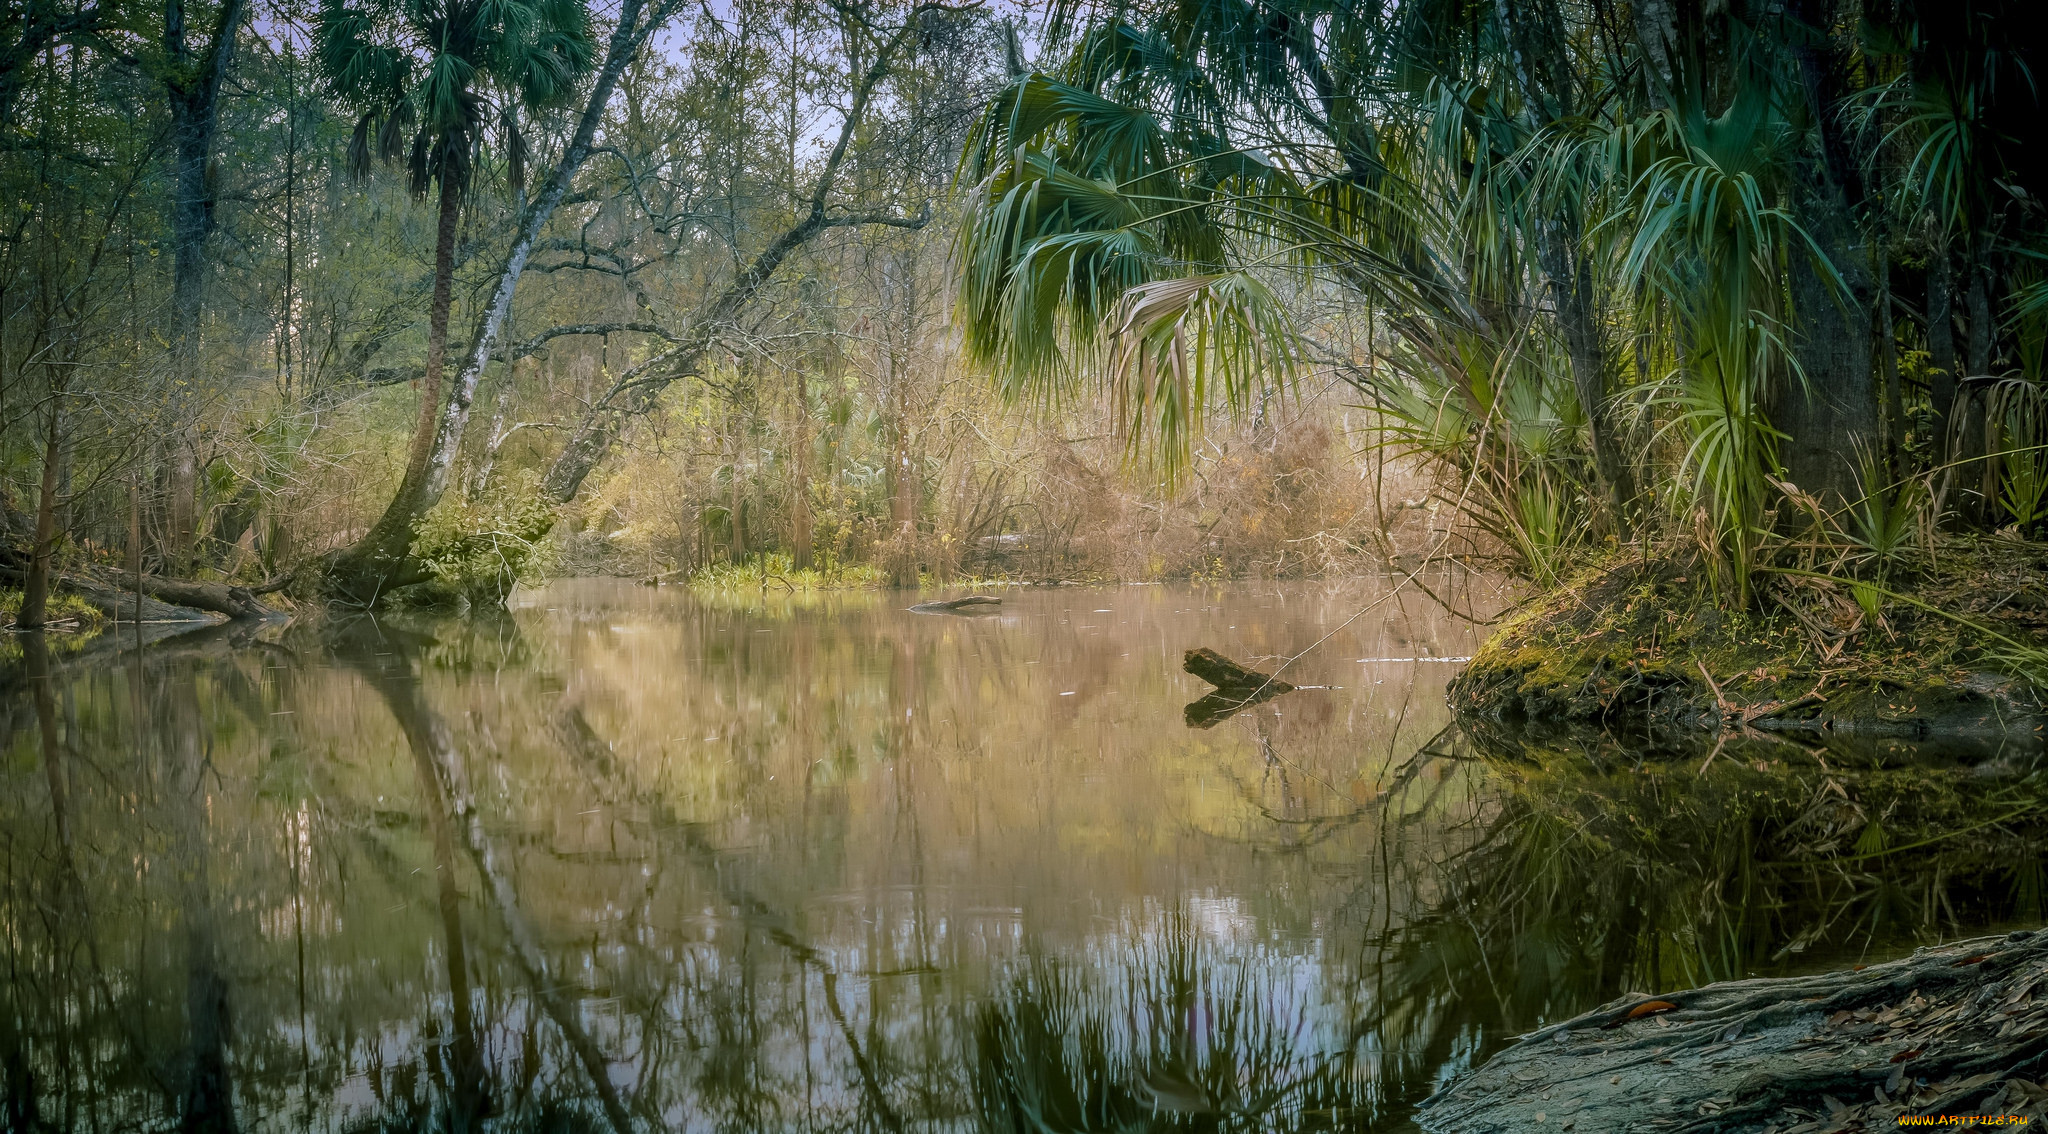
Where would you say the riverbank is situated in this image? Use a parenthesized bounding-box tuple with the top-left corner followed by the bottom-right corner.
(1449, 537, 2048, 750)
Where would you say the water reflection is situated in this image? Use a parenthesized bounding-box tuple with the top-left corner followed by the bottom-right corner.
(1, 579, 2041, 1130)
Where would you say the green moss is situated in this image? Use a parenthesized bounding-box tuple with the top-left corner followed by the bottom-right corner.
(1454, 541, 2048, 733)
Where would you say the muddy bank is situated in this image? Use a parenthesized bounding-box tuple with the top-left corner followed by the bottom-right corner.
(1417, 929, 2048, 1132)
(1449, 545, 2048, 751)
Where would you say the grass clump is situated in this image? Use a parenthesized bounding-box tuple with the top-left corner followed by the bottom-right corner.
(686, 552, 886, 594)
(0, 589, 106, 631)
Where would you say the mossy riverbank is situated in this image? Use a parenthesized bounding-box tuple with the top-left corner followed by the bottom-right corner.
(1450, 538, 2048, 750)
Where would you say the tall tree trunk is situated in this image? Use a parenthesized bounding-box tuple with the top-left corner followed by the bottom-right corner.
(1777, 206, 1878, 508)
(17, 402, 61, 630)
(1927, 239, 1958, 465)
(1877, 255, 1903, 479)
(791, 368, 812, 570)
(1541, 229, 1636, 529)
(728, 438, 747, 565)
(1966, 261, 1998, 518)
(1776, 0, 1879, 510)
(320, 0, 660, 603)
(161, 0, 244, 575)
(161, 671, 237, 1133)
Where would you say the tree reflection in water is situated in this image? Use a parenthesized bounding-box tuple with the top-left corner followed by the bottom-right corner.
(0, 582, 2040, 1130)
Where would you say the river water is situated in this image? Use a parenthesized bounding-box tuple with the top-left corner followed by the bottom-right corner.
(2, 578, 2039, 1130)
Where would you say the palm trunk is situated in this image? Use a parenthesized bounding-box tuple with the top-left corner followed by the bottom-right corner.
(410, 722, 490, 1125)
(17, 403, 62, 630)
(327, 177, 461, 598)
(1540, 228, 1636, 529)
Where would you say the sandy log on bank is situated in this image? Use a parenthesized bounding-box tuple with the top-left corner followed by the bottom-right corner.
(1183, 647, 1295, 695)
(1418, 930, 2048, 1133)
(100, 568, 275, 621)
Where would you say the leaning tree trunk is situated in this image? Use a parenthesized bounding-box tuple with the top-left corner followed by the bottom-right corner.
(317, 0, 660, 603)
(326, 174, 463, 600)
(538, 15, 927, 509)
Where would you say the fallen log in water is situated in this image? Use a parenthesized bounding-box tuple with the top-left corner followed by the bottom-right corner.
(0, 564, 217, 623)
(1181, 648, 1295, 728)
(1183, 648, 1295, 695)
(1417, 930, 2048, 1132)
(100, 568, 276, 621)
(906, 595, 1001, 614)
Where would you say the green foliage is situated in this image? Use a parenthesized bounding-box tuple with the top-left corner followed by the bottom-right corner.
(411, 474, 559, 605)
(0, 590, 105, 630)
(687, 552, 884, 594)
(316, 0, 595, 194)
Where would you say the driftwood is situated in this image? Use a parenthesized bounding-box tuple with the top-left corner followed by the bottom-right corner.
(1418, 930, 2048, 1132)
(1181, 648, 1296, 728)
(906, 595, 1002, 614)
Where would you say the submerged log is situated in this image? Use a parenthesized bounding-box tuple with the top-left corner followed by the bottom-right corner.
(906, 595, 1002, 614)
(1181, 648, 1297, 728)
(1418, 930, 2048, 1132)
(1183, 648, 1295, 695)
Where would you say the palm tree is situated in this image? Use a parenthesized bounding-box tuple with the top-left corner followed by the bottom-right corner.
(954, 1, 1630, 578)
(316, 0, 593, 598)
(953, 0, 1934, 599)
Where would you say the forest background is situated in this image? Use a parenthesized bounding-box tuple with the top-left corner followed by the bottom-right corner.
(1, 0, 2043, 626)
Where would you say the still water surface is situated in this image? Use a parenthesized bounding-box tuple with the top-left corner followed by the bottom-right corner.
(2, 578, 2036, 1130)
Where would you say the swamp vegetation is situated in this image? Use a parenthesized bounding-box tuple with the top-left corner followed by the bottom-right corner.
(3, 0, 2048, 1127)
